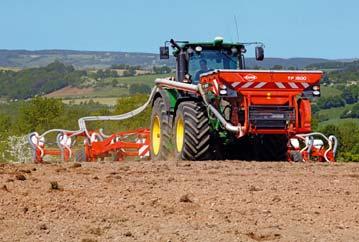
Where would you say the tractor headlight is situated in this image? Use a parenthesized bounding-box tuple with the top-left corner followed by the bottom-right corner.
(219, 89, 228, 95)
(219, 84, 227, 95)
(312, 85, 320, 96)
(219, 84, 237, 97)
(219, 84, 227, 90)
(195, 46, 202, 52)
(231, 47, 238, 54)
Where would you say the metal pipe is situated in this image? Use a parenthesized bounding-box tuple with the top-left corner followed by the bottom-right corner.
(155, 78, 198, 93)
(329, 135, 338, 156)
(197, 84, 244, 136)
(78, 86, 159, 137)
(208, 104, 243, 136)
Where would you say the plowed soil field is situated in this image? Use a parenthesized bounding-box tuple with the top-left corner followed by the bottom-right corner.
(0, 160, 359, 242)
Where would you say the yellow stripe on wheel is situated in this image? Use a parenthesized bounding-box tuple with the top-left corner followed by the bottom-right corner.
(151, 115, 161, 155)
(176, 116, 184, 152)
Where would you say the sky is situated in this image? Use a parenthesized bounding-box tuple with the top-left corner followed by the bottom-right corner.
(1, 0, 358, 59)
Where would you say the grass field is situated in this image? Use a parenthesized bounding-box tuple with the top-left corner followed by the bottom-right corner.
(46, 73, 168, 100)
(321, 85, 342, 97)
(62, 97, 119, 106)
(113, 73, 168, 85)
(0, 67, 22, 72)
(317, 106, 346, 120)
(319, 118, 359, 127)
(316, 103, 358, 127)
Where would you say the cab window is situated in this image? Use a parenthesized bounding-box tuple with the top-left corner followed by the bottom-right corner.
(188, 49, 239, 83)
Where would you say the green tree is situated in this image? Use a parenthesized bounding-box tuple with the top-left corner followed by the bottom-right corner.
(129, 84, 151, 95)
(271, 65, 283, 70)
(153, 66, 172, 74)
(16, 97, 65, 134)
(123, 68, 136, 77)
(112, 79, 119, 87)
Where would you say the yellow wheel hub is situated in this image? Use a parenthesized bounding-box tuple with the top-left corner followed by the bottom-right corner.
(176, 116, 184, 152)
(151, 116, 161, 155)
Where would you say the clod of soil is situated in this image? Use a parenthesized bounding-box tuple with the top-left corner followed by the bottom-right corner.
(23, 207, 29, 213)
(19, 169, 31, 174)
(272, 195, 281, 202)
(1, 185, 9, 192)
(15, 174, 26, 181)
(55, 167, 67, 173)
(249, 185, 262, 192)
(39, 224, 48, 230)
(124, 231, 133, 237)
(246, 232, 281, 241)
(179, 194, 193, 203)
(72, 163, 82, 168)
(81, 239, 98, 242)
(50, 181, 60, 190)
(88, 227, 103, 236)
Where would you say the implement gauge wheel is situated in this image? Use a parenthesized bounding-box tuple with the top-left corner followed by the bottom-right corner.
(174, 101, 211, 160)
(289, 150, 303, 162)
(74, 148, 87, 162)
(150, 98, 171, 160)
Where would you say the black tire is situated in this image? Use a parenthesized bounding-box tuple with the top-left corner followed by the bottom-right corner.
(75, 149, 87, 162)
(174, 101, 211, 160)
(150, 98, 172, 160)
(289, 151, 303, 162)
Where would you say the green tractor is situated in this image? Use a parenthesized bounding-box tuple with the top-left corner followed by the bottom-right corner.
(150, 37, 264, 161)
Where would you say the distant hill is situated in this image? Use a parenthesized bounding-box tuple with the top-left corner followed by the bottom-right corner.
(246, 57, 333, 69)
(0, 49, 169, 69)
(0, 49, 336, 69)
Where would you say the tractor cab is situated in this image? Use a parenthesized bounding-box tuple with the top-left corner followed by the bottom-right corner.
(160, 37, 264, 84)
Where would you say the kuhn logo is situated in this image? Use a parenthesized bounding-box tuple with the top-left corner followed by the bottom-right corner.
(244, 74, 257, 81)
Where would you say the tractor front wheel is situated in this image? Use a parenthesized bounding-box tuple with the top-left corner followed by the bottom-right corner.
(174, 101, 211, 160)
(150, 98, 172, 160)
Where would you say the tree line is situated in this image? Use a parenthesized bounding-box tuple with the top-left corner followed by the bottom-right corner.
(0, 61, 85, 99)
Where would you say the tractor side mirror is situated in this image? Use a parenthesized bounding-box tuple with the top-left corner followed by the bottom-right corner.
(160, 46, 169, 59)
(255, 46, 264, 61)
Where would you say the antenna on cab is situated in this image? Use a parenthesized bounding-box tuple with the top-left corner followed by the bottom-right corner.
(234, 15, 240, 42)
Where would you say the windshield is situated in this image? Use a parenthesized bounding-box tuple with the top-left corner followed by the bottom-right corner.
(188, 49, 239, 83)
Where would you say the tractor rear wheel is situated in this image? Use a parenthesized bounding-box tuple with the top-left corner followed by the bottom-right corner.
(150, 98, 172, 160)
(174, 101, 211, 160)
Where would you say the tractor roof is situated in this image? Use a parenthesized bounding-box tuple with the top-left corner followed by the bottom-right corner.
(171, 37, 245, 55)
(180, 41, 244, 49)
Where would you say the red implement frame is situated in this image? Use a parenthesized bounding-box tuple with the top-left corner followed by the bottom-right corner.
(198, 70, 336, 162)
(29, 128, 150, 163)
(200, 70, 323, 135)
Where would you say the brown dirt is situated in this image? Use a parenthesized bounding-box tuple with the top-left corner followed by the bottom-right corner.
(45, 86, 95, 98)
(0, 160, 358, 242)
